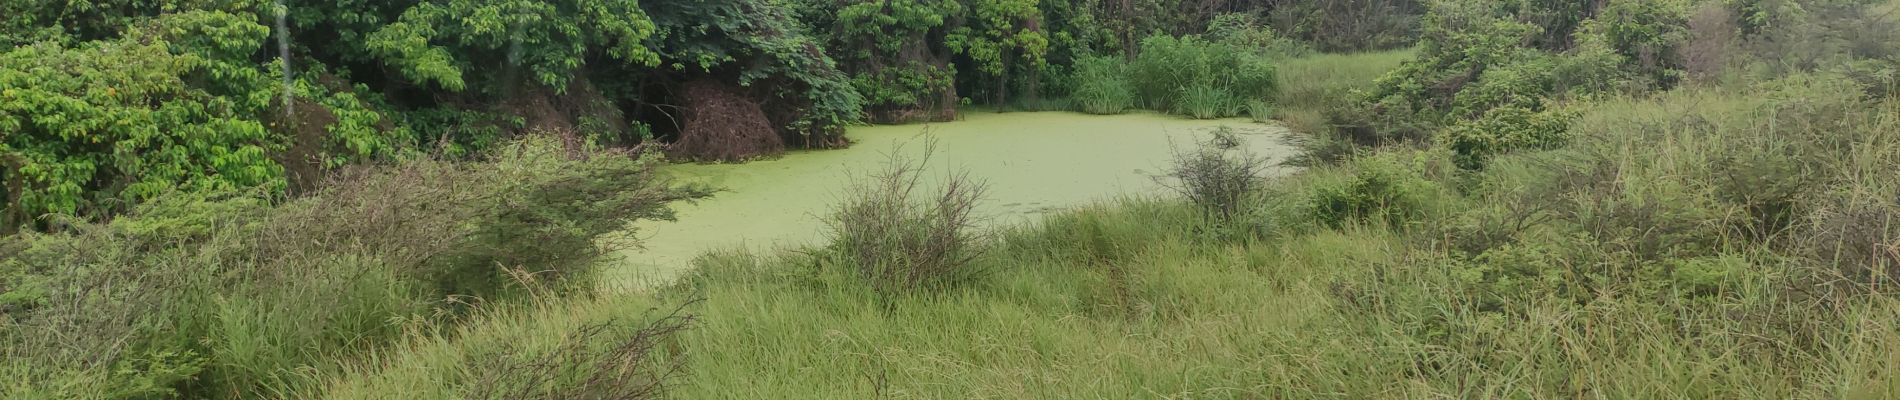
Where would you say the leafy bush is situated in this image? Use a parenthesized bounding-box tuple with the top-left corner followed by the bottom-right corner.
(0, 11, 399, 231)
(829, 1, 963, 118)
(1206, 12, 1313, 58)
(1441, 106, 1574, 170)
(1307, 154, 1441, 229)
(1271, 50, 1415, 164)
(1158, 127, 1274, 227)
(365, 0, 661, 92)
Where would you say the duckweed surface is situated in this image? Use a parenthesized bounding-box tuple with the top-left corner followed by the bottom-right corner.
(605, 111, 1295, 287)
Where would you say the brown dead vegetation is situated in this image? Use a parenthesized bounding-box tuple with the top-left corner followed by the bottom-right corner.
(671, 79, 786, 162)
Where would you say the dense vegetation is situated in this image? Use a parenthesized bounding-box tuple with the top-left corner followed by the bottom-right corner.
(8, 0, 1900, 398)
(1, 0, 1413, 231)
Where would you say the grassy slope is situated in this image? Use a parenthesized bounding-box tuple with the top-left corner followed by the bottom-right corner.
(314, 54, 1900, 399)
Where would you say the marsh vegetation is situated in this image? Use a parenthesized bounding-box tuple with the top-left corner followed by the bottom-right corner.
(6, 0, 1900, 398)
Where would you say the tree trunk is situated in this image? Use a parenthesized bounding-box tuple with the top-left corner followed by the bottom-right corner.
(1, 152, 24, 234)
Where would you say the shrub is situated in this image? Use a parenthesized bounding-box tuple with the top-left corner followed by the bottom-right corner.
(825, 142, 989, 298)
(0, 137, 708, 398)
(0, 12, 399, 230)
(1274, 50, 1413, 130)
(1206, 12, 1314, 58)
(1441, 106, 1574, 170)
(1801, 185, 1900, 286)
(1308, 155, 1440, 229)
(1158, 127, 1275, 227)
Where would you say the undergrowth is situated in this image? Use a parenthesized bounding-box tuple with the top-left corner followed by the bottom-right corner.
(0, 137, 708, 398)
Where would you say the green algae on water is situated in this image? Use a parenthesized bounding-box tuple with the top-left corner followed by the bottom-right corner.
(602, 111, 1296, 289)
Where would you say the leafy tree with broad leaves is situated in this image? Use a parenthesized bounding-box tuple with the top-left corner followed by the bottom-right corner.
(364, 0, 663, 93)
(949, 0, 1050, 104)
(1, 11, 279, 229)
(1, 9, 396, 231)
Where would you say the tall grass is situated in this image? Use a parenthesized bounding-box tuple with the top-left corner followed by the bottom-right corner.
(0, 137, 708, 398)
(310, 295, 694, 400)
(1117, 34, 1279, 117)
(1175, 84, 1238, 119)
(1272, 49, 1414, 135)
(1069, 55, 1136, 114)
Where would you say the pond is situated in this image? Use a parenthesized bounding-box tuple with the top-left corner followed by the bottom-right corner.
(602, 111, 1298, 289)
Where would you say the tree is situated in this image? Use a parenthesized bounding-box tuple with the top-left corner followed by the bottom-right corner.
(364, 0, 662, 93)
(1, 12, 282, 228)
(949, 0, 1049, 104)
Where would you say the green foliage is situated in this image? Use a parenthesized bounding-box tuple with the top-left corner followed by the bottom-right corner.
(1442, 106, 1573, 169)
(947, 0, 1051, 103)
(1069, 56, 1135, 114)
(1579, 0, 1691, 87)
(0, 138, 708, 398)
(646, 0, 864, 137)
(1305, 154, 1442, 229)
(0, 0, 269, 47)
(364, 0, 660, 92)
(1206, 12, 1312, 58)
(1323, 0, 1696, 165)
(1128, 34, 1278, 115)
(0, 10, 400, 230)
(1272, 50, 1414, 158)
(1269, 0, 1425, 52)
(830, 0, 963, 114)
(0, 12, 279, 227)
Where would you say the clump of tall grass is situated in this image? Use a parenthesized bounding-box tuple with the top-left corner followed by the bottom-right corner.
(1123, 34, 1278, 117)
(1069, 56, 1136, 114)
(1244, 100, 1274, 122)
(0, 137, 709, 398)
(1175, 84, 1238, 119)
(825, 141, 989, 297)
(1159, 126, 1273, 226)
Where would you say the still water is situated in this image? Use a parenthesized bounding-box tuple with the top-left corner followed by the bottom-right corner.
(603, 111, 1296, 288)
